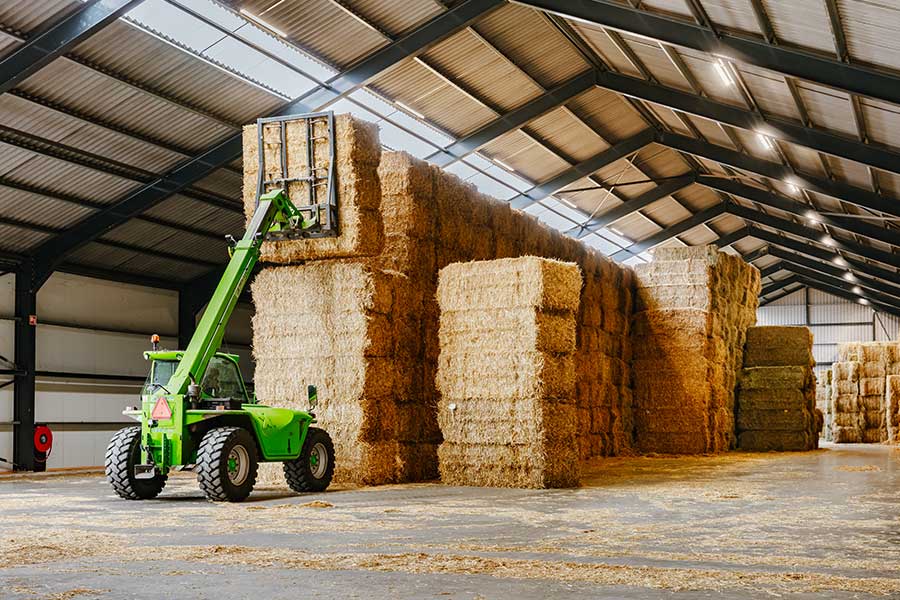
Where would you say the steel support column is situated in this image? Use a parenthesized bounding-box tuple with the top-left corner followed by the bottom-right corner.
(12, 264, 37, 470)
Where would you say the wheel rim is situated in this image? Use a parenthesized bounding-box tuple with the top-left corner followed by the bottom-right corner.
(310, 442, 328, 479)
(227, 445, 250, 486)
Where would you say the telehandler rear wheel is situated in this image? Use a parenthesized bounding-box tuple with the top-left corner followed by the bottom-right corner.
(197, 427, 258, 502)
(283, 427, 335, 493)
(105, 425, 167, 500)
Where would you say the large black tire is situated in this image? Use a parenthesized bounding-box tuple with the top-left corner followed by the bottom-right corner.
(105, 425, 167, 500)
(283, 427, 335, 493)
(196, 427, 258, 502)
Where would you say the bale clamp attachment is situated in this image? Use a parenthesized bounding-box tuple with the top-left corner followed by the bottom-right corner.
(254, 111, 337, 240)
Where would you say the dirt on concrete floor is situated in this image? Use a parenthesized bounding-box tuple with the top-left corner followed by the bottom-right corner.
(1, 443, 898, 599)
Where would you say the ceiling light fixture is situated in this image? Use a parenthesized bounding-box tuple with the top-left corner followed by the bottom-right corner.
(843, 272, 856, 282)
(714, 59, 733, 86)
(239, 9, 287, 38)
(758, 133, 774, 151)
(833, 256, 847, 267)
(805, 210, 820, 222)
(852, 285, 863, 294)
(859, 298, 870, 305)
(821, 235, 835, 246)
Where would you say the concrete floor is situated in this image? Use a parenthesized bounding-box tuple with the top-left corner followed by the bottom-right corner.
(1, 443, 899, 599)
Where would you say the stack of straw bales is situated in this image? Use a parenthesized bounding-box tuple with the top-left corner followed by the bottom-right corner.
(631, 246, 760, 454)
(735, 326, 819, 451)
(830, 360, 863, 443)
(246, 115, 635, 485)
(242, 114, 383, 261)
(887, 375, 900, 444)
(435, 257, 582, 488)
(831, 342, 900, 443)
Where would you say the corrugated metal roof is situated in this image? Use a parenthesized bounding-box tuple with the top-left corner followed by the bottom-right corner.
(224, 0, 391, 69)
(0, 0, 77, 34)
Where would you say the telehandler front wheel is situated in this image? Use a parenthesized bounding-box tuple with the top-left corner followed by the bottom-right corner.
(283, 427, 335, 493)
(197, 427, 258, 502)
(105, 425, 168, 500)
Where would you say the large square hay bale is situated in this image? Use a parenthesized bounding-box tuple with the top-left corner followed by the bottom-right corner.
(242, 114, 383, 261)
(887, 375, 900, 444)
(436, 257, 582, 488)
(251, 261, 438, 485)
(743, 326, 813, 367)
(631, 246, 759, 454)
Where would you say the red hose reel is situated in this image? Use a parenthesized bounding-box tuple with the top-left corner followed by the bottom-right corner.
(33, 424, 52, 471)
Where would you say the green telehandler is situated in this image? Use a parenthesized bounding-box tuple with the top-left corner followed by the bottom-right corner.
(106, 112, 338, 502)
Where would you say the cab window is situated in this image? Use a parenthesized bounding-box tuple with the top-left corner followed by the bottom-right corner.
(143, 359, 177, 395)
(201, 356, 246, 401)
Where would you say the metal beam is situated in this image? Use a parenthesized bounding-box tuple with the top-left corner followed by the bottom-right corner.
(768, 246, 900, 302)
(508, 129, 655, 209)
(592, 69, 900, 176)
(568, 173, 695, 237)
(760, 275, 801, 297)
(658, 131, 900, 219)
(728, 204, 900, 270)
(610, 203, 727, 261)
(786, 270, 900, 317)
(0, 0, 143, 94)
(699, 176, 900, 250)
(758, 263, 783, 279)
(747, 226, 900, 290)
(12, 264, 36, 470)
(427, 69, 597, 166)
(713, 226, 750, 249)
(516, 0, 900, 106)
(27, 0, 503, 288)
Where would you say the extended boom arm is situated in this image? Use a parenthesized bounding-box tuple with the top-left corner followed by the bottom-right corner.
(165, 190, 304, 395)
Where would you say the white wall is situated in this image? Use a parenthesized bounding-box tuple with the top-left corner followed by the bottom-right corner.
(1, 272, 254, 469)
(757, 287, 899, 379)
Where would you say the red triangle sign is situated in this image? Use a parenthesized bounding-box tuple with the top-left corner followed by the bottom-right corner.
(151, 397, 172, 420)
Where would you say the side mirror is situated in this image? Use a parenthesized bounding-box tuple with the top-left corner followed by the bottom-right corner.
(307, 385, 317, 411)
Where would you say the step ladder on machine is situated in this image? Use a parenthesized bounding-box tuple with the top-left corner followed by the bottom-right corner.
(254, 111, 338, 239)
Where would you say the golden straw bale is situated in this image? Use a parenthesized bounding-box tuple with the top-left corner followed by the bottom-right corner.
(743, 326, 813, 367)
(242, 114, 383, 261)
(436, 257, 582, 488)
